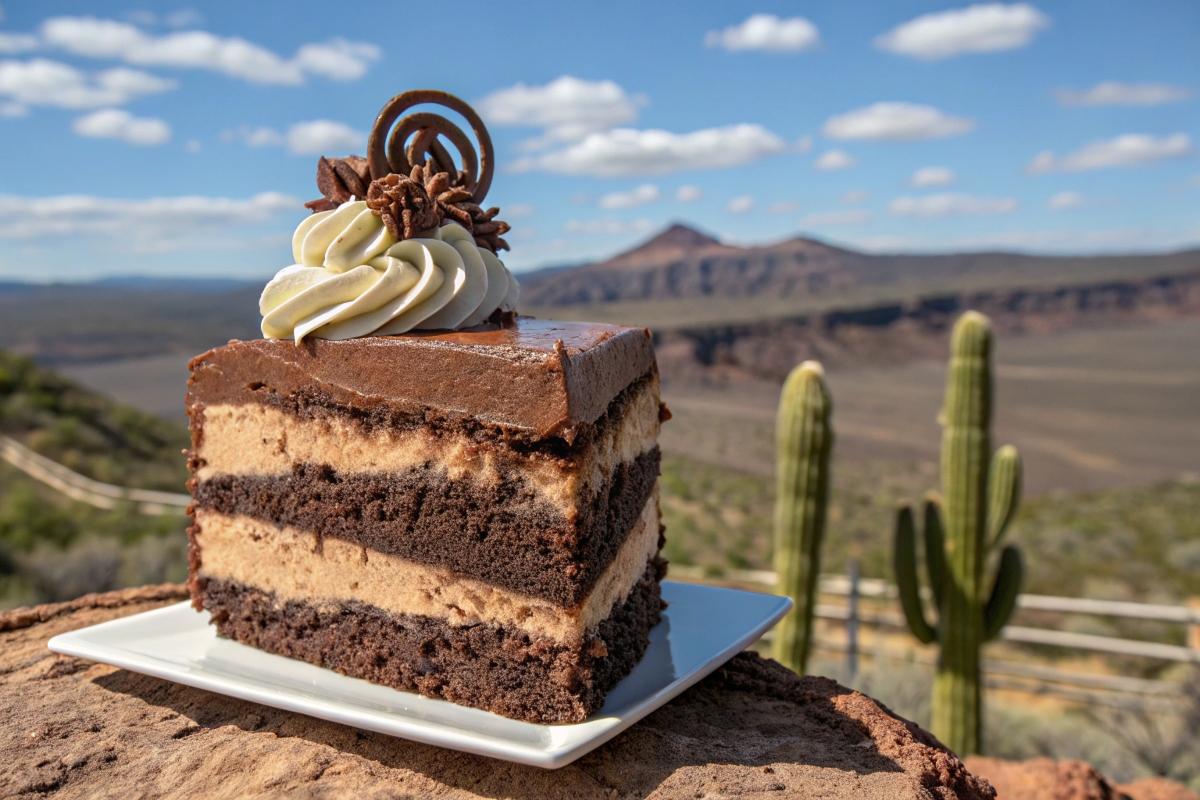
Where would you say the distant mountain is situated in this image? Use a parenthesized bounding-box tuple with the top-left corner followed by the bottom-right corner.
(93, 276, 257, 292)
(0, 276, 258, 294)
(518, 223, 1200, 308)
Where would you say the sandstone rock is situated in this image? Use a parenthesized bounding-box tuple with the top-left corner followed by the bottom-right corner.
(2, 586, 995, 799)
(965, 757, 1200, 800)
(1118, 778, 1200, 800)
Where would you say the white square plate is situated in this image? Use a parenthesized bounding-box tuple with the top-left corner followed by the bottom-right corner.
(48, 581, 790, 769)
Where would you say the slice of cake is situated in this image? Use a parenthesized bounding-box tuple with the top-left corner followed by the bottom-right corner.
(186, 322, 665, 722)
(185, 89, 668, 724)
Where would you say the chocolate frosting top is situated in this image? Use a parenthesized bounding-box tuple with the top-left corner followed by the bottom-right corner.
(187, 318, 656, 441)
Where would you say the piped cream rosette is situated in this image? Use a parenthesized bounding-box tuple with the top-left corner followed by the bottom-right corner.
(260, 200, 519, 341)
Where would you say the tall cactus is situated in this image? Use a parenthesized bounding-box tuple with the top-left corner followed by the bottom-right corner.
(773, 360, 833, 674)
(893, 311, 1024, 755)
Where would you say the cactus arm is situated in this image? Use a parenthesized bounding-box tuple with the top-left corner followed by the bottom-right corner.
(987, 445, 1022, 547)
(772, 361, 833, 674)
(894, 504, 937, 645)
(984, 545, 1023, 641)
(922, 496, 947, 616)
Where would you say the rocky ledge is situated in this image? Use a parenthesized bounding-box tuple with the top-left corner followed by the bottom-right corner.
(2, 585, 996, 799)
(5, 587, 1197, 799)
(965, 757, 1200, 800)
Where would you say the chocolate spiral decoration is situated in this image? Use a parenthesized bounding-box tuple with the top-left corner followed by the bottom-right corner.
(367, 90, 495, 205)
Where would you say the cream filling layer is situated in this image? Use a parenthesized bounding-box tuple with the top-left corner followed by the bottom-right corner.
(193, 377, 661, 514)
(194, 492, 661, 645)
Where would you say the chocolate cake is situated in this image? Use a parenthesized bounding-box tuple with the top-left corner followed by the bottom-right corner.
(185, 91, 667, 723)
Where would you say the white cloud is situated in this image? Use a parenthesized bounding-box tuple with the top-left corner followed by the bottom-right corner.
(768, 201, 797, 214)
(889, 193, 1017, 218)
(293, 38, 382, 81)
(0, 58, 176, 108)
(675, 185, 703, 202)
(511, 123, 787, 177)
(0, 32, 38, 53)
(478, 76, 645, 146)
(564, 218, 655, 235)
(0, 101, 25, 116)
(799, 210, 870, 226)
(223, 125, 286, 147)
(1047, 190, 1085, 210)
(1056, 82, 1192, 107)
(38, 16, 378, 85)
(822, 102, 975, 141)
(794, 134, 813, 152)
(185, 139, 202, 153)
(72, 108, 170, 145)
(814, 149, 856, 170)
(910, 166, 956, 186)
(224, 120, 365, 155)
(505, 203, 534, 217)
(285, 120, 364, 155)
(1027, 133, 1191, 173)
(704, 14, 820, 53)
(727, 196, 754, 213)
(852, 225, 1200, 255)
(599, 184, 659, 209)
(875, 3, 1049, 60)
(0, 191, 301, 253)
(165, 10, 205, 29)
(841, 190, 870, 204)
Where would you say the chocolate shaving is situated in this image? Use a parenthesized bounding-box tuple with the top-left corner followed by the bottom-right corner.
(365, 172, 440, 240)
(307, 155, 372, 212)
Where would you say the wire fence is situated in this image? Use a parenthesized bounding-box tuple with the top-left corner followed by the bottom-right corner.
(671, 563, 1200, 708)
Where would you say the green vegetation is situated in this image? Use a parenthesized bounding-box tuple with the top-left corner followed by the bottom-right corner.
(892, 312, 1025, 755)
(0, 349, 190, 609)
(771, 361, 833, 675)
(0, 350, 189, 490)
(660, 452, 1200, 606)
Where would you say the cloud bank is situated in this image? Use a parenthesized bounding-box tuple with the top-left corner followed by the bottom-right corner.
(875, 3, 1049, 60)
(823, 102, 975, 141)
(705, 14, 820, 53)
(1028, 133, 1191, 172)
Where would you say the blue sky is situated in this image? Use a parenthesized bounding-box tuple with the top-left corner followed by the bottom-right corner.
(0, 0, 1196, 281)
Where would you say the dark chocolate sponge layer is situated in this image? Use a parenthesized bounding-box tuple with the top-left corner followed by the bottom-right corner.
(193, 447, 660, 606)
(196, 558, 666, 724)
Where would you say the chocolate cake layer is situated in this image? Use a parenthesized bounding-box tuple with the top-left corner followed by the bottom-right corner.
(193, 447, 659, 605)
(196, 558, 666, 723)
(190, 373, 662, 515)
(187, 318, 657, 443)
(189, 493, 662, 644)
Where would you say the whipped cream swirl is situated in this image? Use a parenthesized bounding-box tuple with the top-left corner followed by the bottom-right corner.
(260, 200, 519, 341)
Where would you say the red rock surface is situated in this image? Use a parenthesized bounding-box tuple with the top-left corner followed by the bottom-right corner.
(1118, 778, 1200, 800)
(966, 757, 1200, 800)
(1, 585, 996, 799)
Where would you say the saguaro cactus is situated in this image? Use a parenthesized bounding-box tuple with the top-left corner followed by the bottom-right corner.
(773, 360, 833, 674)
(893, 311, 1024, 755)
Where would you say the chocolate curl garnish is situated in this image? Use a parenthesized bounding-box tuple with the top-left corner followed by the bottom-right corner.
(366, 172, 440, 240)
(305, 155, 371, 212)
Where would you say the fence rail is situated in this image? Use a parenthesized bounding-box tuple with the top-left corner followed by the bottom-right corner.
(671, 564, 1200, 680)
(0, 436, 190, 515)
(672, 565, 1200, 625)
